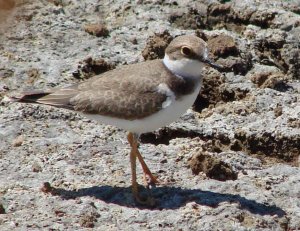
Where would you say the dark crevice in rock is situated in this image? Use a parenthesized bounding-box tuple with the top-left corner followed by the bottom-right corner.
(141, 128, 299, 164)
(140, 128, 200, 145)
(234, 131, 300, 163)
(140, 128, 231, 148)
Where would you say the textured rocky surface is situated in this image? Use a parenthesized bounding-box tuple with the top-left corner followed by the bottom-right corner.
(0, 0, 299, 230)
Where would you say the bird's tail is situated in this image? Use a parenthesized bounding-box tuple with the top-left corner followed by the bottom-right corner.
(5, 87, 78, 110)
(6, 90, 52, 104)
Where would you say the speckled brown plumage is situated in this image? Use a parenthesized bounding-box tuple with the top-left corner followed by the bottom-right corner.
(18, 59, 197, 120)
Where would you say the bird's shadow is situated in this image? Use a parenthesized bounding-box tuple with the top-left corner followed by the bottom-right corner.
(52, 185, 286, 216)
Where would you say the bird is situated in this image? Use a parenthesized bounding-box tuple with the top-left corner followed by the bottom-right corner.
(10, 34, 222, 205)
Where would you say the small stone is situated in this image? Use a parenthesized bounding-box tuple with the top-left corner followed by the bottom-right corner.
(40, 182, 53, 193)
(12, 135, 24, 147)
(32, 162, 42, 172)
(26, 68, 40, 84)
(84, 23, 109, 37)
(54, 210, 66, 217)
(274, 105, 283, 117)
(131, 37, 138, 44)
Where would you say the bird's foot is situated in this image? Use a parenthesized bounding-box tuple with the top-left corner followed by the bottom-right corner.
(134, 193, 156, 207)
(132, 183, 156, 206)
(143, 173, 159, 189)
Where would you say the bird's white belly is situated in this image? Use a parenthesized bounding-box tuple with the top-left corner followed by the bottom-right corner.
(83, 84, 201, 134)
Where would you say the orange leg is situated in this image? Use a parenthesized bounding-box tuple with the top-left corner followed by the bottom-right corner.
(136, 148, 159, 186)
(127, 132, 156, 205)
(127, 133, 158, 186)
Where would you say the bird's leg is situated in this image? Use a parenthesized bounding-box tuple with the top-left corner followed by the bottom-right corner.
(135, 147, 159, 186)
(127, 132, 156, 205)
(127, 132, 139, 202)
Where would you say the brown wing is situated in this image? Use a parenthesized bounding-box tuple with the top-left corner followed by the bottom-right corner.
(11, 87, 78, 110)
(34, 86, 79, 109)
(17, 60, 172, 120)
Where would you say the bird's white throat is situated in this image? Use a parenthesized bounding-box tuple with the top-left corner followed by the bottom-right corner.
(163, 54, 204, 79)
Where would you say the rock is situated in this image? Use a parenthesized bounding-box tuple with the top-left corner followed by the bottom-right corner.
(189, 152, 238, 181)
(234, 129, 300, 162)
(217, 56, 252, 75)
(73, 57, 115, 79)
(250, 72, 287, 90)
(169, 6, 206, 30)
(194, 70, 226, 112)
(142, 31, 173, 60)
(249, 9, 277, 28)
(84, 23, 109, 37)
(207, 35, 239, 58)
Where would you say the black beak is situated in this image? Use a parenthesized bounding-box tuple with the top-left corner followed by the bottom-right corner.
(203, 58, 223, 72)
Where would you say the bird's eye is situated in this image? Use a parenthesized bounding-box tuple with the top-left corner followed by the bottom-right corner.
(181, 46, 191, 56)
